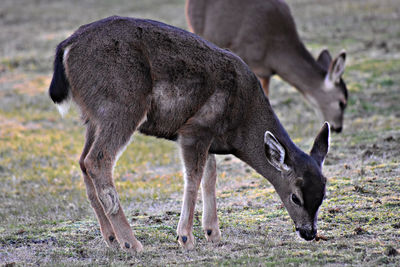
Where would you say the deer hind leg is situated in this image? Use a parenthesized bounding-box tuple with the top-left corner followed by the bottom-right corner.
(201, 154, 221, 243)
(79, 121, 119, 249)
(177, 129, 213, 250)
(83, 111, 147, 253)
(260, 76, 270, 97)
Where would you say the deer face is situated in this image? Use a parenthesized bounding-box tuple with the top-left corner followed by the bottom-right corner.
(264, 123, 330, 240)
(313, 50, 348, 133)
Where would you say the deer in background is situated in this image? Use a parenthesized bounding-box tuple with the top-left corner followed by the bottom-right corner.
(49, 16, 330, 253)
(186, 0, 348, 133)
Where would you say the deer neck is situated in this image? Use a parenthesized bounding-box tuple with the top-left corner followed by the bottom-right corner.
(233, 92, 302, 188)
(272, 44, 325, 95)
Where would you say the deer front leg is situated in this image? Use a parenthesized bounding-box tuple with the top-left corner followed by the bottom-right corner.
(177, 133, 212, 250)
(201, 154, 221, 243)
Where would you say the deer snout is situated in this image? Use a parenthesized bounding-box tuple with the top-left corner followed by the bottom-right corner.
(296, 226, 317, 241)
(331, 125, 343, 133)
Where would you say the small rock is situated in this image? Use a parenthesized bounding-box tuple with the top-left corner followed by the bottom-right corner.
(385, 246, 398, 257)
(354, 226, 365, 235)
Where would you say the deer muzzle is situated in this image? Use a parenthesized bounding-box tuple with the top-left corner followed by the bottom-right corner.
(296, 226, 317, 241)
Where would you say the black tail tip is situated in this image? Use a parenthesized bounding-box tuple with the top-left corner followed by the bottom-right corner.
(49, 45, 70, 103)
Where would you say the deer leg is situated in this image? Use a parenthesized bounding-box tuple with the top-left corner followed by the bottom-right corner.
(260, 76, 270, 97)
(201, 154, 221, 243)
(83, 117, 144, 253)
(177, 131, 212, 250)
(79, 121, 119, 249)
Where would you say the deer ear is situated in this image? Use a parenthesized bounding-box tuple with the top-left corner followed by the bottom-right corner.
(317, 49, 332, 70)
(310, 122, 330, 167)
(264, 131, 290, 172)
(327, 51, 346, 83)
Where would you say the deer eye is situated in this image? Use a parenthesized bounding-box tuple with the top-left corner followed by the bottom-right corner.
(291, 194, 301, 206)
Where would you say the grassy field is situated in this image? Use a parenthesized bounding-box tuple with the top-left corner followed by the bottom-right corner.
(0, 0, 399, 265)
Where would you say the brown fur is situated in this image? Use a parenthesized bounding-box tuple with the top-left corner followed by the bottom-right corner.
(49, 16, 330, 252)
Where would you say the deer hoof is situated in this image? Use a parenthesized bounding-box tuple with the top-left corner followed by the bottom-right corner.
(205, 228, 221, 243)
(121, 240, 143, 254)
(177, 234, 195, 250)
(106, 235, 119, 249)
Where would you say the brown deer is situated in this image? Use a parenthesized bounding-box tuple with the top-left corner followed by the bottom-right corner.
(49, 16, 330, 253)
(186, 0, 348, 133)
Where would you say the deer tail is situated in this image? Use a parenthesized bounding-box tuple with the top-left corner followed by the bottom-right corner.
(49, 44, 71, 116)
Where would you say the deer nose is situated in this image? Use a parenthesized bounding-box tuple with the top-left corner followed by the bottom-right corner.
(296, 227, 317, 241)
(331, 125, 342, 133)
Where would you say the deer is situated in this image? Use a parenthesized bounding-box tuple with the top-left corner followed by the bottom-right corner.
(49, 16, 330, 253)
(186, 0, 348, 133)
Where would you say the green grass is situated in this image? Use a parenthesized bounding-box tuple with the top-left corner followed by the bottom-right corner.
(1, 0, 400, 265)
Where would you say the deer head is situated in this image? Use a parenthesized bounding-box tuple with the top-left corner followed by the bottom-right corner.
(315, 50, 348, 133)
(264, 122, 330, 240)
